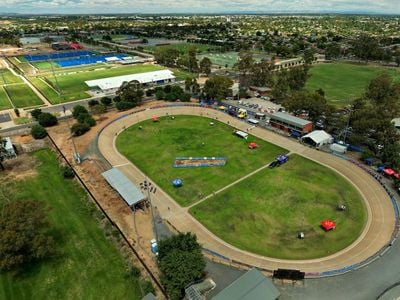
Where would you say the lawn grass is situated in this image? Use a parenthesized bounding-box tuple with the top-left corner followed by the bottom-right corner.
(117, 116, 287, 206)
(306, 63, 400, 107)
(4, 84, 43, 108)
(198, 52, 239, 68)
(0, 87, 12, 110)
(0, 69, 23, 85)
(190, 154, 366, 259)
(0, 149, 144, 300)
(35, 64, 166, 103)
(31, 61, 59, 70)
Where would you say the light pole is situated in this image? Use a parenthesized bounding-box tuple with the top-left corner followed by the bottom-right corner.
(140, 179, 158, 244)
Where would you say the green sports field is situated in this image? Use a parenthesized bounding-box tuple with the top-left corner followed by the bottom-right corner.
(306, 63, 400, 107)
(32, 64, 169, 104)
(0, 87, 12, 110)
(0, 68, 43, 109)
(4, 84, 43, 108)
(117, 116, 286, 206)
(0, 149, 143, 300)
(117, 115, 366, 259)
(197, 52, 239, 68)
(190, 154, 366, 259)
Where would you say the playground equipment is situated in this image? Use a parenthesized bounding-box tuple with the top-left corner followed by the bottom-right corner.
(152, 116, 159, 122)
(269, 154, 289, 168)
(321, 219, 336, 231)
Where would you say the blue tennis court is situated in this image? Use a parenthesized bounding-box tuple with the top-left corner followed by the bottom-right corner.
(55, 54, 128, 67)
(25, 51, 93, 62)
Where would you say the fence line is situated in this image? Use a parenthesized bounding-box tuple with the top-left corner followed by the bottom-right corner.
(46, 133, 167, 298)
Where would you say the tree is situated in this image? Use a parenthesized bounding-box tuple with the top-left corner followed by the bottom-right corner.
(303, 48, 316, 65)
(203, 76, 234, 102)
(31, 124, 47, 139)
(90, 104, 106, 115)
(0, 200, 55, 271)
(116, 101, 135, 111)
(251, 60, 274, 87)
(365, 73, 400, 119)
(71, 123, 90, 136)
(325, 43, 341, 60)
(155, 90, 165, 100)
(38, 113, 58, 127)
(283, 90, 328, 122)
(30, 108, 42, 120)
(158, 233, 205, 300)
(351, 34, 380, 61)
(72, 105, 89, 119)
(236, 51, 254, 88)
(199, 57, 212, 76)
(116, 80, 144, 107)
(187, 45, 198, 72)
(154, 47, 180, 67)
(88, 99, 99, 107)
(100, 97, 112, 106)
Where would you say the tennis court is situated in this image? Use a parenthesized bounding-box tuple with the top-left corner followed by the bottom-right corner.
(55, 54, 128, 67)
(25, 51, 93, 62)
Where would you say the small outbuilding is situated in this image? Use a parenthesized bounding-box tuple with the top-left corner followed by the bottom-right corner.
(301, 130, 333, 148)
(212, 268, 280, 300)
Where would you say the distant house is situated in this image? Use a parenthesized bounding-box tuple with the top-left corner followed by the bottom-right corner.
(212, 268, 280, 300)
(249, 86, 272, 96)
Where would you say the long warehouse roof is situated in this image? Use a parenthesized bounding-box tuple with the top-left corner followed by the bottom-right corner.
(85, 69, 175, 90)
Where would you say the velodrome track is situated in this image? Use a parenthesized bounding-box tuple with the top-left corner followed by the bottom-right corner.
(98, 105, 396, 274)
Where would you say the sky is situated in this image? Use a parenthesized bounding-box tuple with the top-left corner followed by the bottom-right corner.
(0, 0, 399, 14)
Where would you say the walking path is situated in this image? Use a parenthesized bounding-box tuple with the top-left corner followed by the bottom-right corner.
(98, 106, 396, 274)
(187, 152, 294, 209)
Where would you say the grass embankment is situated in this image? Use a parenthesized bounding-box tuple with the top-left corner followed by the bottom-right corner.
(0, 149, 143, 299)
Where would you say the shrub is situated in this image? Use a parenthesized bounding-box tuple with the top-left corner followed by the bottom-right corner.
(72, 105, 89, 119)
(130, 266, 141, 278)
(155, 90, 165, 100)
(31, 124, 47, 139)
(140, 280, 155, 295)
(164, 85, 172, 93)
(90, 104, 106, 115)
(116, 101, 135, 111)
(71, 122, 90, 136)
(180, 93, 191, 102)
(100, 97, 112, 106)
(38, 112, 58, 127)
(61, 165, 75, 179)
(146, 89, 154, 97)
(88, 99, 99, 107)
(84, 115, 96, 127)
(165, 92, 177, 102)
(14, 108, 20, 117)
(30, 108, 42, 120)
(113, 95, 121, 103)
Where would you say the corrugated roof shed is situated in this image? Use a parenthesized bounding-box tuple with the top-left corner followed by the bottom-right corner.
(85, 70, 175, 90)
(271, 111, 312, 127)
(212, 268, 280, 300)
(102, 168, 146, 207)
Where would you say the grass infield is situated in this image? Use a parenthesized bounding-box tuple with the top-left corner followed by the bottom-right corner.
(306, 63, 400, 107)
(117, 115, 366, 259)
(117, 115, 286, 206)
(0, 149, 143, 299)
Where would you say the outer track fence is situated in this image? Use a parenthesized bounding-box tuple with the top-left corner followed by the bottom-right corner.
(46, 133, 167, 298)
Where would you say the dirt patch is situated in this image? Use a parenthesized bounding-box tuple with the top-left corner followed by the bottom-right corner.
(2, 153, 38, 181)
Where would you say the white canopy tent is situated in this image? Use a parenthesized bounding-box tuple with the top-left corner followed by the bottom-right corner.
(301, 130, 333, 148)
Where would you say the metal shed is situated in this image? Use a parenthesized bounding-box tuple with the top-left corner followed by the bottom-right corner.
(102, 168, 146, 208)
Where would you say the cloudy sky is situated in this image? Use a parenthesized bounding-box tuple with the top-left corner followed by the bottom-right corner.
(0, 0, 399, 14)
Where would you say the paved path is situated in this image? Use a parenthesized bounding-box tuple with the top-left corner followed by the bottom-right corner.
(98, 106, 396, 273)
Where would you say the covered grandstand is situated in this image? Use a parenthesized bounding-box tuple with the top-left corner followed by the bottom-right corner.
(102, 168, 146, 209)
(85, 69, 175, 93)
